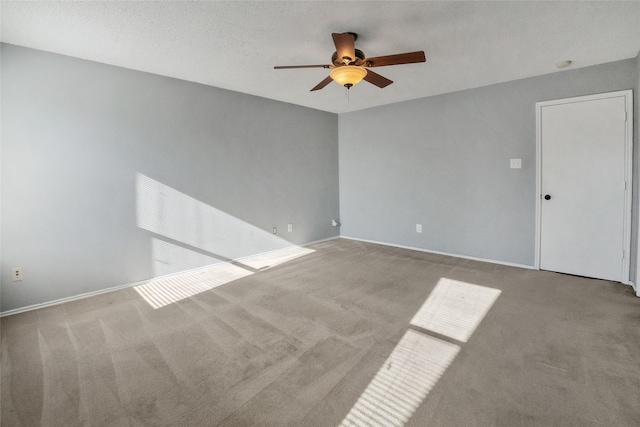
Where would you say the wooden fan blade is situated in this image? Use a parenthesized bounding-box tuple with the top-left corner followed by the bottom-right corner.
(274, 64, 331, 69)
(311, 76, 334, 91)
(332, 33, 356, 64)
(363, 70, 393, 88)
(365, 51, 426, 67)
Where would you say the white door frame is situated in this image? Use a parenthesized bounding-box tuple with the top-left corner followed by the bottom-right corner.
(534, 90, 633, 284)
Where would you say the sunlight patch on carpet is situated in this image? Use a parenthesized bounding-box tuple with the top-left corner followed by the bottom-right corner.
(339, 330, 460, 427)
(410, 278, 501, 342)
(341, 277, 501, 426)
(238, 245, 315, 270)
(134, 262, 252, 309)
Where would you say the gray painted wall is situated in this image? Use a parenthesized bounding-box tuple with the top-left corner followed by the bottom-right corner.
(1, 44, 339, 312)
(2, 42, 638, 312)
(340, 58, 638, 268)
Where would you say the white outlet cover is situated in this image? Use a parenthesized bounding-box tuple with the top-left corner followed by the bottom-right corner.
(510, 158, 522, 169)
(416, 224, 423, 233)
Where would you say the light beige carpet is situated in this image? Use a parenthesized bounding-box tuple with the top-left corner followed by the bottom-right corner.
(2, 238, 639, 426)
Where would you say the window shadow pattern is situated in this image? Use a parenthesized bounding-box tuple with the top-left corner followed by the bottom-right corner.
(340, 278, 501, 426)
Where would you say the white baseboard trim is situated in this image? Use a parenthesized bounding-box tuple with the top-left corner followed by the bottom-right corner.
(232, 235, 339, 265)
(0, 235, 340, 318)
(0, 280, 149, 318)
(340, 235, 536, 270)
(630, 281, 640, 297)
(305, 235, 341, 246)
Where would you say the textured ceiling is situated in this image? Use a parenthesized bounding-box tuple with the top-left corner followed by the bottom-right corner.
(2, 1, 640, 114)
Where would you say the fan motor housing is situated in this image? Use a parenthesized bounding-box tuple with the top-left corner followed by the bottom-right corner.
(332, 49, 366, 66)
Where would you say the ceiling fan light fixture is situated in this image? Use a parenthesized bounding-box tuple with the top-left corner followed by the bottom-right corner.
(330, 66, 367, 88)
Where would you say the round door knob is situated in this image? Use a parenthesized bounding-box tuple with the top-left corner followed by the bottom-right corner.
(544, 194, 551, 200)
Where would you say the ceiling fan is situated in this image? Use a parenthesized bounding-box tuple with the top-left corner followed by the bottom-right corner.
(274, 32, 426, 91)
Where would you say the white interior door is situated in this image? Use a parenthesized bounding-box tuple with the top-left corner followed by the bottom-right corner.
(537, 91, 632, 282)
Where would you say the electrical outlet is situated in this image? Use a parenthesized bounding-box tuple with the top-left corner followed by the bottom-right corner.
(416, 224, 422, 233)
(510, 158, 522, 169)
(273, 227, 277, 234)
(12, 268, 23, 282)
(288, 223, 293, 232)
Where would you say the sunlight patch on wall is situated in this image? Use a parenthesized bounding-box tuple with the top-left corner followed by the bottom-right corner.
(152, 238, 224, 277)
(410, 278, 501, 342)
(136, 173, 290, 261)
(134, 262, 252, 309)
(339, 330, 460, 427)
(136, 174, 317, 307)
(238, 245, 315, 270)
